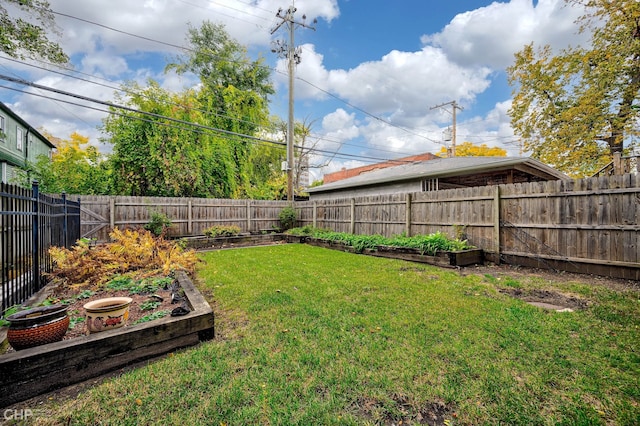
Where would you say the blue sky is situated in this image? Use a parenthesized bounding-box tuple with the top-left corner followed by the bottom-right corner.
(0, 0, 589, 182)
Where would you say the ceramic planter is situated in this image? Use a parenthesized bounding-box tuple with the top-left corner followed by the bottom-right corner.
(6, 304, 69, 350)
(83, 297, 132, 333)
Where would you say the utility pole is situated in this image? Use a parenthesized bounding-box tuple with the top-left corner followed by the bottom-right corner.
(271, 5, 316, 203)
(431, 100, 464, 157)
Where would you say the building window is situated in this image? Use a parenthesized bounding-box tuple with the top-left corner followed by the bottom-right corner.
(16, 127, 23, 151)
(421, 178, 439, 192)
(0, 116, 5, 141)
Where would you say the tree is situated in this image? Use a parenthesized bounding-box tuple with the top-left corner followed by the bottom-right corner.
(105, 82, 235, 197)
(16, 131, 111, 194)
(105, 23, 274, 198)
(166, 21, 274, 105)
(271, 117, 327, 195)
(507, 0, 640, 177)
(436, 142, 507, 157)
(0, 0, 68, 64)
(244, 140, 287, 200)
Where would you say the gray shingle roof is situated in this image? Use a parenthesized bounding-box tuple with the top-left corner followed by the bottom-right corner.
(308, 156, 567, 193)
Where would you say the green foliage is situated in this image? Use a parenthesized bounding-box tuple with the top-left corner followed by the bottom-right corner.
(139, 300, 161, 311)
(0, 305, 23, 327)
(74, 290, 95, 300)
(144, 211, 172, 237)
(68, 316, 85, 329)
(507, 0, 640, 177)
(0, 0, 68, 64)
(203, 225, 241, 238)
(244, 139, 287, 200)
(286, 227, 473, 255)
(104, 23, 273, 199)
(278, 206, 297, 231)
(134, 310, 170, 324)
(106, 275, 173, 295)
(166, 21, 274, 102)
(14, 131, 112, 194)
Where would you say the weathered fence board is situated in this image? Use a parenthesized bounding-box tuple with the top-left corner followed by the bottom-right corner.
(75, 195, 288, 242)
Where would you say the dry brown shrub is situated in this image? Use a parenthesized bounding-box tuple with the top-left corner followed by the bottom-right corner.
(48, 228, 199, 288)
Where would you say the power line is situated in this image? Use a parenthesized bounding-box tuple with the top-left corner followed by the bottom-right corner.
(10, 9, 454, 164)
(0, 78, 402, 164)
(47, 8, 438, 153)
(296, 75, 441, 145)
(0, 57, 422, 161)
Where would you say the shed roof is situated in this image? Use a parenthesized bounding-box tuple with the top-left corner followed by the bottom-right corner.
(308, 156, 568, 193)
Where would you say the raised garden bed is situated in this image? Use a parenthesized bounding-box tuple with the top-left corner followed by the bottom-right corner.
(0, 271, 214, 408)
(303, 237, 483, 267)
(181, 232, 298, 250)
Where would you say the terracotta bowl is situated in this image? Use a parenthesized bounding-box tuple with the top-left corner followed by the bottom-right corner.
(6, 304, 69, 350)
(83, 297, 132, 334)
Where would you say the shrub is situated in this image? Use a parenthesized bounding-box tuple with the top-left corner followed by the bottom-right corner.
(48, 228, 198, 288)
(278, 206, 297, 231)
(203, 225, 241, 238)
(144, 211, 172, 237)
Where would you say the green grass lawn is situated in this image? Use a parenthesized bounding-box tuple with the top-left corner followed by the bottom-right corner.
(34, 244, 639, 425)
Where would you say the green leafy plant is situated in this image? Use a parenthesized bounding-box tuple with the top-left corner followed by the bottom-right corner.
(144, 211, 172, 237)
(278, 206, 297, 231)
(106, 276, 135, 291)
(285, 227, 473, 255)
(69, 316, 85, 329)
(75, 290, 95, 300)
(139, 300, 161, 311)
(203, 225, 241, 238)
(134, 310, 170, 324)
(0, 305, 24, 327)
(106, 275, 172, 295)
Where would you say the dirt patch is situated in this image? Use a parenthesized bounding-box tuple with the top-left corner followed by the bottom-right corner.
(498, 288, 590, 311)
(351, 394, 457, 425)
(460, 263, 640, 292)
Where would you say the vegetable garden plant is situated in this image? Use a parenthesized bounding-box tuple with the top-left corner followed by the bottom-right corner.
(286, 226, 473, 254)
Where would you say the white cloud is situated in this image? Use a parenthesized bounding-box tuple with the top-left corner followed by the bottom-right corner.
(321, 108, 358, 139)
(80, 52, 129, 77)
(1, 0, 593, 171)
(422, 0, 588, 69)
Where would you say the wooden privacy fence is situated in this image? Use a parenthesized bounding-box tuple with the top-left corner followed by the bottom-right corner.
(74, 173, 639, 280)
(75, 195, 289, 242)
(297, 173, 639, 280)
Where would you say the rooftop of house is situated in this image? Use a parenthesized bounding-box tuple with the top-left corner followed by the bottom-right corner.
(308, 156, 568, 193)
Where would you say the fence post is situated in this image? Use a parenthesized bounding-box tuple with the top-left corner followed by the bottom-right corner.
(62, 192, 68, 248)
(188, 200, 193, 235)
(405, 193, 412, 237)
(246, 200, 251, 233)
(31, 181, 40, 291)
(493, 185, 501, 261)
(313, 201, 317, 228)
(109, 197, 115, 230)
(350, 199, 356, 234)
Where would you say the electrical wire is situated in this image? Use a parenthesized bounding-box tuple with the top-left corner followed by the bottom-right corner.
(45, 8, 436, 154)
(0, 77, 405, 164)
(11, 6, 460, 163)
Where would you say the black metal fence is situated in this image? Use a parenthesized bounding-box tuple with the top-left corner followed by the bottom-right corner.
(1, 182, 80, 312)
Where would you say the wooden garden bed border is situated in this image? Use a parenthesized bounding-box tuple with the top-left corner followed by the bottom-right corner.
(302, 237, 484, 267)
(0, 271, 214, 408)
